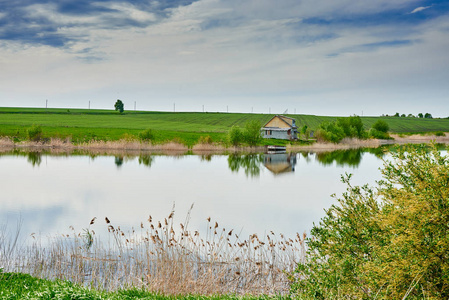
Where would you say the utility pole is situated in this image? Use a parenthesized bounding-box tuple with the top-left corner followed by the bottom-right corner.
(46, 99, 48, 110)
(134, 101, 136, 111)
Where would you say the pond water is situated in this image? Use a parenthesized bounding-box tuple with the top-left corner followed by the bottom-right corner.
(0, 148, 388, 242)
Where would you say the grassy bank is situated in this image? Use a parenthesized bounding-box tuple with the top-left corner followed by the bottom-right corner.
(1, 107, 448, 147)
(0, 272, 286, 300)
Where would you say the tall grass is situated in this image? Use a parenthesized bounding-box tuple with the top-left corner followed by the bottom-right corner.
(1, 209, 306, 295)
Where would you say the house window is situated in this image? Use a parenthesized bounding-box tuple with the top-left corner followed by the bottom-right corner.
(266, 130, 272, 135)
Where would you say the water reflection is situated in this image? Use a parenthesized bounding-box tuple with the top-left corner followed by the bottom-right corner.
(138, 155, 153, 168)
(27, 152, 42, 167)
(114, 156, 124, 167)
(313, 148, 386, 167)
(227, 154, 263, 177)
(263, 153, 297, 175)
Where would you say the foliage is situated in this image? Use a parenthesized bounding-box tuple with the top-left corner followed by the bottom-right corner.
(0, 272, 282, 299)
(290, 144, 449, 299)
(316, 116, 366, 143)
(425, 112, 433, 119)
(369, 119, 390, 139)
(418, 113, 424, 118)
(198, 135, 213, 144)
(243, 120, 262, 146)
(114, 99, 124, 113)
(227, 125, 243, 146)
(26, 124, 43, 141)
(227, 120, 262, 146)
(371, 119, 389, 133)
(138, 128, 154, 141)
(435, 131, 445, 137)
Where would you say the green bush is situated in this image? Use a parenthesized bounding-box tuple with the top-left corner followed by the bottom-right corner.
(228, 125, 243, 146)
(435, 131, 445, 137)
(243, 120, 262, 146)
(198, 135, 213, 144)
(138, 129, 154, 141)
(26, 125, 42, 141)
(290, 144, 449, 299)
(316, 116, 367, 143)
(369, 128, 390, 139)
(371, 119, 389, 133)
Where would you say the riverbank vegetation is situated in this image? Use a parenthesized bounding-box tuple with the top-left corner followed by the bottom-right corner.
(291, 144, 449, 299)
(1, 209, 305, 296)
(1, 107, 448, 147)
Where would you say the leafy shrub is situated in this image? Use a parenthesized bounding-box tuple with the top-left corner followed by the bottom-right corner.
(316, 121, 345, 143)
(27, 125, 42, 141)
(228, 125, 243, 146)
(316, 116, 367, 143)
(290, 144, 449, 299)
(369, 128, 390, 139)
(198, 135, 213, 144)
(242, 120, 262, 146)
(138, 129, 154, 141)
(372, 119, 389, 133)
(435, 131, 445, 137)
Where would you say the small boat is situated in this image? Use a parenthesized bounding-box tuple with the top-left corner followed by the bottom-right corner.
(266, 145, 287, 153)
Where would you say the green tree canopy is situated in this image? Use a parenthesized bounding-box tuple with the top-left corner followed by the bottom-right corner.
(114, 99, 124, 113)
(291, 144, 449, 299)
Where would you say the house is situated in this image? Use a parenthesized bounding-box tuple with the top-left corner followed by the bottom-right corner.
(263, 153, 297, 175)
(261, 115, 298, 140)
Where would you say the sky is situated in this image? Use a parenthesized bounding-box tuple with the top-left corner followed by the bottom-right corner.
(1, 0, 448, 116)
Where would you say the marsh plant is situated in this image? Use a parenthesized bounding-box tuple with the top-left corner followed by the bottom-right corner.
(1, 209, 306, 295)
(291, 144, 449, 299)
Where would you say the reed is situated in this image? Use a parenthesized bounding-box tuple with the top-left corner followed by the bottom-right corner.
(1, 210, 305, 296)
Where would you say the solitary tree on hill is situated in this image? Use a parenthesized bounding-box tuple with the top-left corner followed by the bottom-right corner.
(114, 99, 124, 113)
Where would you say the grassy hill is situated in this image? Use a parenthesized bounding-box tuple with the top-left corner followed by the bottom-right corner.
(0, 107, 448, 145)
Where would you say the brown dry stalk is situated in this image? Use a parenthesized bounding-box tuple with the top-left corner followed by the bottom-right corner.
(1, 213, 306, 296)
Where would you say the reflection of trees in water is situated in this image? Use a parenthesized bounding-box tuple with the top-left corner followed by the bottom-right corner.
(138, 155, 153, 168)
(200, 154, 213, 162)
(27, 152, 42, 167)
(114, 156, 124, 167)
(228, 154, 263, 177)
(315, 148, 386, 167)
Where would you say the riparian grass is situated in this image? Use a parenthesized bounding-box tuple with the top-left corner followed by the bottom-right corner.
(1, 209, 305, 296)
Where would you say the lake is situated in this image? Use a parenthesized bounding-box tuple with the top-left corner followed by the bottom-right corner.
(0, 148, 387, 242)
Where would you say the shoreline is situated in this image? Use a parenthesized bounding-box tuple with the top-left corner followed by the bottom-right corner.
(0, 134, 448, 155)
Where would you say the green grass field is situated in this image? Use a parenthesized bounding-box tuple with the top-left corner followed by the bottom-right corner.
(0, 272, 283, 300)
(1, 107, 448, 146)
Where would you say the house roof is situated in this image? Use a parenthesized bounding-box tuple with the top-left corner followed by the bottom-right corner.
(262, 115, 297, 129)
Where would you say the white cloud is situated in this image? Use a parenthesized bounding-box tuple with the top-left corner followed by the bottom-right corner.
(410, 6, 432, 14)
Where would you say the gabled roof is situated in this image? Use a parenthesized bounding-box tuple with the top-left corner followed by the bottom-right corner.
(262, 115, 297, 129)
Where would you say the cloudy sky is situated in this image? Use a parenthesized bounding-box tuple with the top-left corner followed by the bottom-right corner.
(1, 0, 448, 116)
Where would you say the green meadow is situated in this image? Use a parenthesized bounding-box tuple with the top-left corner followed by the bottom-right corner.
(0, 107, 448, 146)
(0, 272, 283, 300)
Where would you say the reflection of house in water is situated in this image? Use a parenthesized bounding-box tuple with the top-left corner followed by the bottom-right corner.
(263, 153, 297, 175)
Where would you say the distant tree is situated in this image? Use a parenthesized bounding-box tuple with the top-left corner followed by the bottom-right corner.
(401, 114, 406, 117)
(372, 119, 389, 133)
(243, 120, 262, 146)
(407, 114, 415, 118)
(425, 113, 433, 119)
(394, 112, 400, 117)
(418, 113, 424, 118)
(114, 99, 124, 113)
(228, 125, 243, 146)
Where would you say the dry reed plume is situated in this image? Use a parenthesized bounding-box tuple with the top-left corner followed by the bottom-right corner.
(1, 209, 306, 296)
